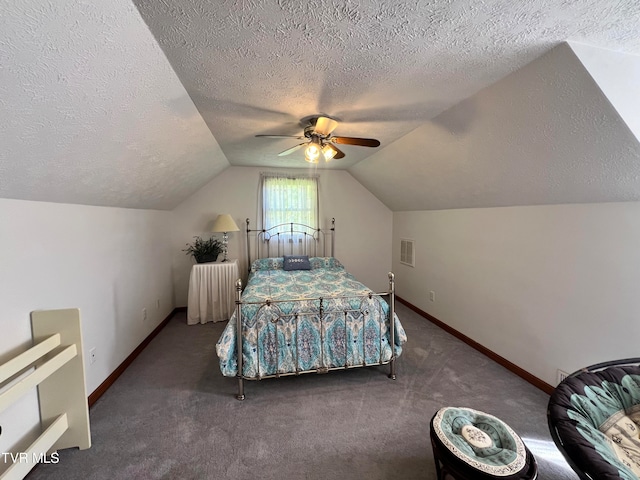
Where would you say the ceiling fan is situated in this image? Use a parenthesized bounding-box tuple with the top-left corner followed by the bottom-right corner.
(255, 115, 381, 163)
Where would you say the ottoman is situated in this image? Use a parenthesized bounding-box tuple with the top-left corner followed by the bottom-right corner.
(430, 407, 538, 480)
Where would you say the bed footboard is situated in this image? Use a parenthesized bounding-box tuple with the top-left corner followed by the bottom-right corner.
(0, 309, 91, 479)
(234, 273, 398, 400)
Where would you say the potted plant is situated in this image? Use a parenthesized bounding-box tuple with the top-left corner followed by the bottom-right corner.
(183, 236, 223, 263)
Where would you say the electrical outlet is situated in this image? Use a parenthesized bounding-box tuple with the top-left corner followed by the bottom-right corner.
(142, 308, 147, 322)
(429, 291, 435, 302)
(89, 347, 96, 365)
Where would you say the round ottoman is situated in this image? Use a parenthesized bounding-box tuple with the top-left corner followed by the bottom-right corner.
(430, 407, 538, 480)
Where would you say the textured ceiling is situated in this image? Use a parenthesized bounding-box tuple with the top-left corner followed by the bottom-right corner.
(351, 42, 640, 211)
(133, 0, 640, 170)
(0, 0, 229, 209)
(571, 42, 640, 141)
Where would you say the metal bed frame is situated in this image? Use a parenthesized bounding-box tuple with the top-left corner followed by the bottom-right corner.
(232, 218, 397, 400)
(244, 217, 335, 267)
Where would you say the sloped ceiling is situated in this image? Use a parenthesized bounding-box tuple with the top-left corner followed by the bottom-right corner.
(0, 0, 229, 210)
(350, 42, 640, 211)
(571, 43, 640, 141)
(1, 0, 640, 210)
(133, 0, 640, 173)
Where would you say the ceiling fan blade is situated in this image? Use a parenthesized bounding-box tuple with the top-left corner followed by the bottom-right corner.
(314, 116, 338, 136)
(332, 145, 345, 159)
(278, 143, 307, 156)
(331, 136, 381, 147)
(256, 134, 305, 139)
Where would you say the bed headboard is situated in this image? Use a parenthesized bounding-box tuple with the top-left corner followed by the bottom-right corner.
(245, 218, 335, 269)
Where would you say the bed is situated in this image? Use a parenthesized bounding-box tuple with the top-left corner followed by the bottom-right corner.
(215, 219, 407, 400)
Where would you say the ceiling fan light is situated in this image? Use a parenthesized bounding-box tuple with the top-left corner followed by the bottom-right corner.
(305, 142, 321, 163)
(322, 144, 338, 162)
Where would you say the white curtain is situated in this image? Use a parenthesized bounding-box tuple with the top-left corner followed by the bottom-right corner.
(261, 173, 319, 232)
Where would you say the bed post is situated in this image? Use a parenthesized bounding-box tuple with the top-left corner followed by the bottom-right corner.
(330, 217, 335, 257)
(245, 218, 251, 273)
(235, 278, 245, 400)
(388, 272, 396, 380)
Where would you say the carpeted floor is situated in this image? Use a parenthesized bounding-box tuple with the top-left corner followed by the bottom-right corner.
(29, 303, 578, 479)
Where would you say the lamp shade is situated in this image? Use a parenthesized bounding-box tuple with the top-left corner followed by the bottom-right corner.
(322, 143, 338, 162)
(211, 214, 240, 233)
(304, 142, 321, 163)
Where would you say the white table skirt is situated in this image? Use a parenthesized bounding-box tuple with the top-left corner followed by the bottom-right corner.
(187, 259, 239, 325)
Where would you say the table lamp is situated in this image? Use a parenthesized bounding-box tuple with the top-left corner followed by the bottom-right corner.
(211, 214, 240, 262)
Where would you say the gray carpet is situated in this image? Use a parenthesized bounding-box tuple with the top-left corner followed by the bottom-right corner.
(30, 303, 578, 479)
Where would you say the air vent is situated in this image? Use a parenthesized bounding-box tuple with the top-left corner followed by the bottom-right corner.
(400, 239, 415, 267)
(557, 369, 569, 384)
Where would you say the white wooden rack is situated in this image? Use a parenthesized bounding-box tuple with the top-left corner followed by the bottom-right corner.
(0, 309, 91, 479)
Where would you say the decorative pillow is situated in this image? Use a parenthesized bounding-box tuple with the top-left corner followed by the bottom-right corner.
(250, 257, 284, 272)
(250, 256, 343, 272)
(309, 257, 344, 270)
(283, 255, 311, 271)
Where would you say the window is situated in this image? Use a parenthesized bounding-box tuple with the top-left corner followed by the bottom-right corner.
(261, 173, 318, 231)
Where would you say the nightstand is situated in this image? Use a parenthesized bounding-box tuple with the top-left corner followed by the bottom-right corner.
(187, 259, 239, 325)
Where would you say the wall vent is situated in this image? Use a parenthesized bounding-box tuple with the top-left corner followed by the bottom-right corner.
(400, 239, 415, 267)
(557, 369, 569, 384)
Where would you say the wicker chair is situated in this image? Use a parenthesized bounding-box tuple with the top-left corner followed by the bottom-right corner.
(547, 358, 640, 480)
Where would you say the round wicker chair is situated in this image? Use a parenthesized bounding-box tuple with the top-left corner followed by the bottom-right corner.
(547, 358, 640, 480)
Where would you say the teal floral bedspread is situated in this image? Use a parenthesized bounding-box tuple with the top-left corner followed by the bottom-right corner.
(216, 257, 407, 378)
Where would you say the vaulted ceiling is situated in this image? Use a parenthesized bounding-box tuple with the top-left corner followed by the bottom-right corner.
(1, 0, 640, 210)
(352, 42, 640, 210)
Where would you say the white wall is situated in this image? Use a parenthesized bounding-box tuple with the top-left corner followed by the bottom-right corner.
(171, 166, 393, 306)
(0, 198, 174, 454)
(394, 203, 640, 387)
